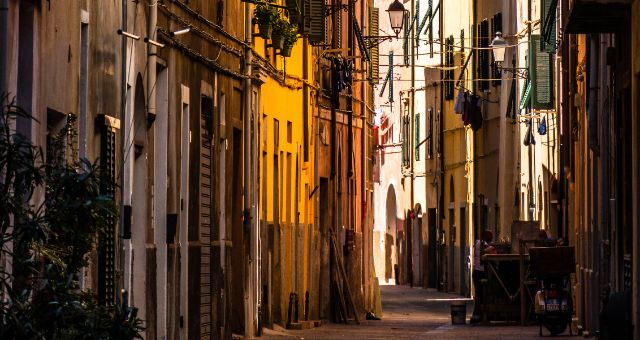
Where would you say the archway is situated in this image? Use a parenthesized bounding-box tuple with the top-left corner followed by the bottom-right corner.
(385, 185, 398, 283)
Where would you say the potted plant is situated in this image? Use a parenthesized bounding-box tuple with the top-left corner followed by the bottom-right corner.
(271, 17, 287, 49)
(253, 4, 278, 39)
(281, 22, 298, 57)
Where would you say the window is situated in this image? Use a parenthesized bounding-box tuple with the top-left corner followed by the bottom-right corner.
(287, 120, 292, 143)
(477, 19, 490, 92)
(201, 96, 214, 139)
(428, 108, 433, 159)
(402, 115, 410, 167)
(444, 36, 455, 100)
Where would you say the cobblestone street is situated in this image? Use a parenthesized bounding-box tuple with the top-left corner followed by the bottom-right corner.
(262, 285, 565, 339)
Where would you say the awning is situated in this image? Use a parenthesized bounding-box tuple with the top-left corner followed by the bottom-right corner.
(565, 0, 630, 33)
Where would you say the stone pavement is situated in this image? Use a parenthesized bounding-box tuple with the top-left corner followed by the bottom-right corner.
(261, 285, 575, 339)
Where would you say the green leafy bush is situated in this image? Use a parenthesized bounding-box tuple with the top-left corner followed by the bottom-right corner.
(0, 94, 144, 339)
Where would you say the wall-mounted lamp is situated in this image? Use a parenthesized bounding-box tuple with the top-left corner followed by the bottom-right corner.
(362, 0, 407, 48)
(170, 28, 191, 37)
(490, 31, 528, 79)
(144, 37, 165, 48)
(117, 29, 140, 40)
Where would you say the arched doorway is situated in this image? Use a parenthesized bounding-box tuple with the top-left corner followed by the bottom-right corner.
(385, 185, 398, 283)
(447, 176, 455, 291)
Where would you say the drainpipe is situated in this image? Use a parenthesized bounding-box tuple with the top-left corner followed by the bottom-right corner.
(0, 0, 8, 97)
(409, 0, 416, 287)
(243, 1, 256, 337)
(147, 1, 157, 121)
(119, 0, 128, 302)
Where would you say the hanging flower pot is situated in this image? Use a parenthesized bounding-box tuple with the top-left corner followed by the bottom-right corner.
(271, 17, 287, 49)
(280, 21, 298, 58)
(281, 44, 293, 57)
(271, 33, 285, 49)
(258, 24, 273, 39)
(253, 4, 278, 40)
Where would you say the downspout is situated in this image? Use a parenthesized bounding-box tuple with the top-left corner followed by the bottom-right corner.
(147, 1, 157, 120)
(345, 2, 362, 234)
(408, 0, 415, 287)
(119, 0, 128, 300)
(0, 0, 8, 97)
(360, 0, 367, 303)
(243, 1, 256, 336)
(438, 0, 444, 291)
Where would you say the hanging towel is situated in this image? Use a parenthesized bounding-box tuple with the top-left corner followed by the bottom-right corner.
(524, 120, 536, 146)
(462, 93, 471, 126)
(470, 96, 483, 131)
(538, 117, 547, 135)
(453, 90, 465, 114)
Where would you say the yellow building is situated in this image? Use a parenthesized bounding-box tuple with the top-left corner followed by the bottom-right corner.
(440, 0, 474, 296)
(252, 2, 316, 327)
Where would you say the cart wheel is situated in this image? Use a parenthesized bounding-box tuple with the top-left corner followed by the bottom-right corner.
(539, 322, 543, 336)
(544, 319, 568, 336)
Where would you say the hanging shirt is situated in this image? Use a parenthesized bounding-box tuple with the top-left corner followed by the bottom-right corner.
(470, 96, 483, 131)
(453, 90, 465, 114)
(538, 117, 547, 135)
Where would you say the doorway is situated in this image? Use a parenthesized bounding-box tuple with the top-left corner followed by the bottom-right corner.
(427, 208, 437, 288)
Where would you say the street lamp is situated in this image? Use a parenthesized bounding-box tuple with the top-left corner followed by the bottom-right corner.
(387, 0, 406, 37)
(363, 0, 407, 48)
(490, 31, 507, 65)
(489, 32, 528, 79)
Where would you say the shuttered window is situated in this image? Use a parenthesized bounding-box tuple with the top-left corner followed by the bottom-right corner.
(402, 115, 410, 167)
(477, 19, 490, 92)
(529, 35, 554, 109)
(306, 0, 325, 44)
(444, 35, 454, 100)
(541, 0, 557, 52)
(370, 7, 379, 83)
(287, 0, 301, 26)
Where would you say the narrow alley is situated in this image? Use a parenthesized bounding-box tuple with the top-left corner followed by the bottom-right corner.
(263, 285, 544, 339)
(2, 0, 640, 339)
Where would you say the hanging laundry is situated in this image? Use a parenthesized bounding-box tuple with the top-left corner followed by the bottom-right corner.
(453, 89, 465, 114)
(470, 95, 483, 132)
(524, 119, 536, 146)
(538, 116, 547, 135)
(462, 93, 471, 126)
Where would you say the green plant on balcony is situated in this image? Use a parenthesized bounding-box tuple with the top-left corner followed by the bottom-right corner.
(271, 17, 288, 50)
(281, 22, 299, 57)
(253, 3, 279, 39)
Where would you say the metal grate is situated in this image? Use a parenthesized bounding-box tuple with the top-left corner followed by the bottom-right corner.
(98, 114, 118, 306)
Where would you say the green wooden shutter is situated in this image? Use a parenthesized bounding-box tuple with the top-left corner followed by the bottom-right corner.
(541, 0, 557, 52)
(529, 35, 554, 109)
(307, 0, 325, 44)
(286, 0, 301, 26)
(370, 7, 379, 83)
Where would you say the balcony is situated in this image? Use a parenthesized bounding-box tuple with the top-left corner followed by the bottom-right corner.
(565, 0, 631, 33)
